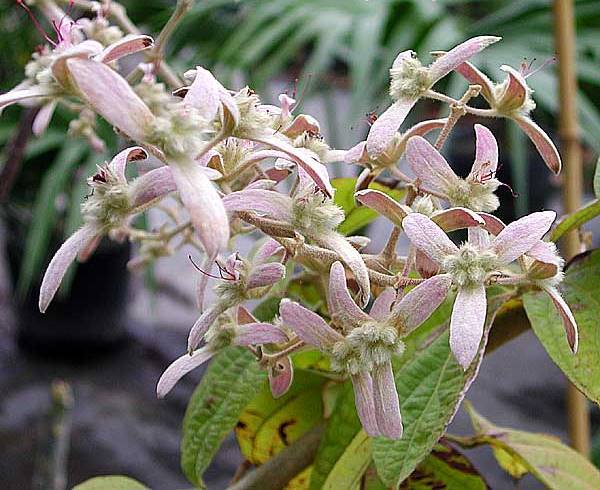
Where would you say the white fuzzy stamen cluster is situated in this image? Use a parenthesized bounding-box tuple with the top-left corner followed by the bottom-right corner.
(412, 195, 436, 216)
(81, 166, 131, 229)
(293, 131, 330, 161)
(442, 243, 499, 289)
(231, 87, 275, 139)
(217, 138, 253, 175)
(446, 178, 500, 213)
(80, 17, 123, 46)
(291, 191, 345, 235)
(389, 56, 431, 101)
(134, 80, 176, 117)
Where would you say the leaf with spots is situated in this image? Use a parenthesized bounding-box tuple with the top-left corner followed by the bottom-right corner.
(523, 249, 600, 404)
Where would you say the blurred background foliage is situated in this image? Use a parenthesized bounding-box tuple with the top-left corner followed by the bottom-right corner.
(1, 0, 600, 295)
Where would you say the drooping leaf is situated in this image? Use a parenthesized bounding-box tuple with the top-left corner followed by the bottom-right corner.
(593, 156, 600, 199)
(332, 178, 405, 236)
(523, 249, 600, 404)
(235, 370, 326, 465)
(372, 287, 512, 487)
(550, 199, 600, 242)
(180, 347, 266, 486)
(72, 476, 149, 490)
(457, 402, 600, 489)
(400, 440, 488, 490)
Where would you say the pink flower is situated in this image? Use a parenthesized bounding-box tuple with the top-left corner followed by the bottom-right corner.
(405, 125, 501, 212)
(366, 36, 500, 158)
(279, 261, 451, 439)
(402, 211, 558, 369)
(454, 61, 561, 174)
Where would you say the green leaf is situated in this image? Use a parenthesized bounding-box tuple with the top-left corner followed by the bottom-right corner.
(332, 178, 405, 236)
(252, 297, 282, 322)
(593, 156, 600, 199)
(180, 347, 266, 486)
(523, 249, 600, 404)
(72, 476, 149, 490)
(310, 383, 366, 490)
(461, 402, 600, 489)
(235, 370, 326, 465)
(401, 440, 488, 489)
(372, 288, 512, 487)
(550, 199, 600, 242)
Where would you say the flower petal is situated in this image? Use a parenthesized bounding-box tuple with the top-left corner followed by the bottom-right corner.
(430, 207, 485, 232)
(344, 141, 369, 164)
(222, 189, 293, 222)
(254, 238, 285, 264)
(0, 86, 53, 111)
(157, 347, 214, 398)
(415, 249, 440, 278)
(95, 34, 153, 64)
(268, 355, 294, 399)
(187, 305, 224, 352)
(514, 116, 561, 175)
(390, 274, 452, 334)
(237, 305, 258, 325)
(405, 136, 460, 195)
(51, 40, 104, 87)
(355, 190, 411, 227)
(183, 66, 221, 121)
(169, 158, 229, 258)
(372, 362, 403, 439)
(284, 114, 320, 138)
(66, 58, 154, 142)
(478, 212, 505, 236)
(351, 372, 380, 437)
(497, 65, 528, 113)
(370, 288, 397, 321)
(32, 100, 57, 136)
(491, 211, 556, 265)
(402, 213, 458, 265)
(471, 124, 498, 178)
(428, 36, 501, 84)
(543, 286, 578, 353)
(279, 299, 343, 349)
(527, 241, 563, 279)
(109, 146, 148, 182)
(235, 323, 289, 345)
(131, 166, 176, 208)
(39, 224, 99, 312)
(454, 61, 495, 104)
(366, 98, 417, 158)
(247, 263, 286, 289)
(450, 284, 487, 370)
(327, 261, 371, 327)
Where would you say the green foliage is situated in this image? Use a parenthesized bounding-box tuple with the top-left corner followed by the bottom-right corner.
(372, 287, 512, 487)
(523, 249, 600, 404)
(72, 476, 149, 490)
(551, 200, 600, 242)
(457, 402, 600, 489)
(332, 178, 405, 236)
(593, 156, 600, 199)
(180, 347, 266, 486)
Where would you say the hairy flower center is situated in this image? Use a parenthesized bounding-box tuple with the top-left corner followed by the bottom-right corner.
(446, 178, 500, 213)
(81, 167, 131, 229)
(293, 131, 330, 161)
(230, 88, 275, 139)
(442, 244, 498, 289)
(291, 191, 345, 235)
(389, 57, 431, 101)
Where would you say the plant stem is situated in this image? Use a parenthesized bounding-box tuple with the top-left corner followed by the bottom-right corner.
(553, 0, 589, 456)
(434, 85, 481, 150)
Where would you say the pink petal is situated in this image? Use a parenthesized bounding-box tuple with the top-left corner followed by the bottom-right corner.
(265, 167, 292, 183)
(284, 114, 320, 138)
(355, 190, 410, 227)
(318, 235, 370, 308)
(221, 189, 293, 222)
(428, 36, 501, 84)
(278, 93, 296, 119)
(95, 34, 153, 63)
(187, 305, 224, 352)
(543, 286, 578, 353)
(415, 249, 440, 278)
(234, 322, 289, 345)
(253, 134, 333, 196)
(430, 207, 485, 232)
(402, 213, 458, 265)
(169, 160, 229, 258)
(268, 355, 294, 399)
(109, 146, 148, 182)
(279, 299, 343, 349)
(66, 58, 154, 142)
(401, 118, 447, 140)
(254, 239, 285, 264)
(478, 212, 505, 236)
(497, 65, 528, 113)
(327, 261, 371, 327)
(51, 40, 104, 87)
(491, 211, 556, 265)
(527, 241, 562, 279)
(467, 227, 491, 249)
(39, 224, 99, 312)
(351, 372, 380, 437)
(405, 136, 459, 195)
(344, 141, 369, 164)
(372, 362, 402, 439)
(514, 116, 561, 175)
(32, 100, 57, 136)
(183, 66, 220, 121)
(454, 61, 495, 104)
(131, 166, 177, 208)
(247, 263, 286, 289)
(390, 274, 452, 333)
(237, 305, 258, 325)
(77, 234, 102, 262)
(450, 284, 487, 370)
(471, 124, 498, 178)
(0, 86, 53, 111)
(366, 98, 417, 158)
(369, 288, 397, 321)
(157, 346, 214, 398)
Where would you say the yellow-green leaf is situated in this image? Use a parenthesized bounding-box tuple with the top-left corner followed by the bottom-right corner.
(73, 476, 149, 490)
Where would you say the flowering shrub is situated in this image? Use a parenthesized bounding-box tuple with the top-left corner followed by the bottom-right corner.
(5, 1, 600, 489)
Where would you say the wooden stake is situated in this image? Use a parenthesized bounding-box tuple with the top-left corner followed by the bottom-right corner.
(553, 0, 590, 456)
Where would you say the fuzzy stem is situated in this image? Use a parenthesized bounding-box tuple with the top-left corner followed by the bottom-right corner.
(434, 85, 481, 150)
(425, 90, 497, 118)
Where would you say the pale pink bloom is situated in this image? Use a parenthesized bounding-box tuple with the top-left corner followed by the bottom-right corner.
(38, 146, 178, 312)
(454, 62, 561, 174)
(405, 125, 501, 212)
(366, 36, 500, 157)
(279, 261, 450, 439)
(403, 211, 557, 369)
